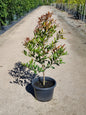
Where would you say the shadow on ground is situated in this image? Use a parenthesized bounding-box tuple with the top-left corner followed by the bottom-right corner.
(9, 62, 39, 97)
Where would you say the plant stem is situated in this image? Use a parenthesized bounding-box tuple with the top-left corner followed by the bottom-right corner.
(42, 65, 45, 86)
(43, 71, 45, 86)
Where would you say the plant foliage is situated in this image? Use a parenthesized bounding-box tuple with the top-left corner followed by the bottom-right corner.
(23, 12, 67, 76)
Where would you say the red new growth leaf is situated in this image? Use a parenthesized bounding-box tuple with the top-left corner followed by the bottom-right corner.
(57, 45, 61, 49)
(26, 37, 30, 42)
(62, 44, 65, 48)
(24, 37, 30, 46)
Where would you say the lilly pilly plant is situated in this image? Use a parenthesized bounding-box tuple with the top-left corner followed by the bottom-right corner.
(23, 12, 67, 86)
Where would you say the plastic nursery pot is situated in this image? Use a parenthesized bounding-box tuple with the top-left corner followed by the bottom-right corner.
(32, 77, 56, 102)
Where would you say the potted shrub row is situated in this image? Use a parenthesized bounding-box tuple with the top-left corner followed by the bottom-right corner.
(23, 12, 67, 102)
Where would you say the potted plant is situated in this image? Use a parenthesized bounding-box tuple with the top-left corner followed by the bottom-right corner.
(23, 12, 67, 102)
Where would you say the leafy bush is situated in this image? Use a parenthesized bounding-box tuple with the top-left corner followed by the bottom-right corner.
(23, 12, 67, 86)
(0, 0, 8, 26)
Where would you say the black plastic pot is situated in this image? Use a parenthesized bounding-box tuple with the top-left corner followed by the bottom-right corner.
(32, 77, 56, 102)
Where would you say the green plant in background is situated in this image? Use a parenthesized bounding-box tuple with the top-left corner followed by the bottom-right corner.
(56, 0, 85, 4)
(0, 0, 56, 29)
(56, 0, 86, 21)
(0, 0, 44, 28)
(23, 12, 67, 86)
(0, 0, 8, 26)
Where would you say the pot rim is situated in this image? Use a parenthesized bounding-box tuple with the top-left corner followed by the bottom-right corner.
(32, 76, 56, 90)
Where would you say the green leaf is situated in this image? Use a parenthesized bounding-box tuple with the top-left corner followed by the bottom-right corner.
(64, 51, 67, 55)
(26, 63, 29, 68)
(59, 58, 64, 64)
(51, 66, 55, 69)
(39, 68, 43, 72)
(24, 50, 27, 56)
(30, 59, 33, 64)
(34, 70, 37, 74)
(22, 63, 26, 66)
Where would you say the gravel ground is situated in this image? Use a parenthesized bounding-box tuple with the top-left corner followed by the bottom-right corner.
(0, 6, 86, 115)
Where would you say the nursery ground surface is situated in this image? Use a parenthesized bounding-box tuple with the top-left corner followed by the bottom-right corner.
(0, 5, 86, 115)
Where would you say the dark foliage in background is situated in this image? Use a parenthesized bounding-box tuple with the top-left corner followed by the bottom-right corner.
(0, 0, 54, 30)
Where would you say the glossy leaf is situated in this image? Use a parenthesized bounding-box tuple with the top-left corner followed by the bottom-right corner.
(24, 50, 27, 56)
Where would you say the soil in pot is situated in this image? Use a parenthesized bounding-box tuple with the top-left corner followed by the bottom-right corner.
(34, 80, 55, 88)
